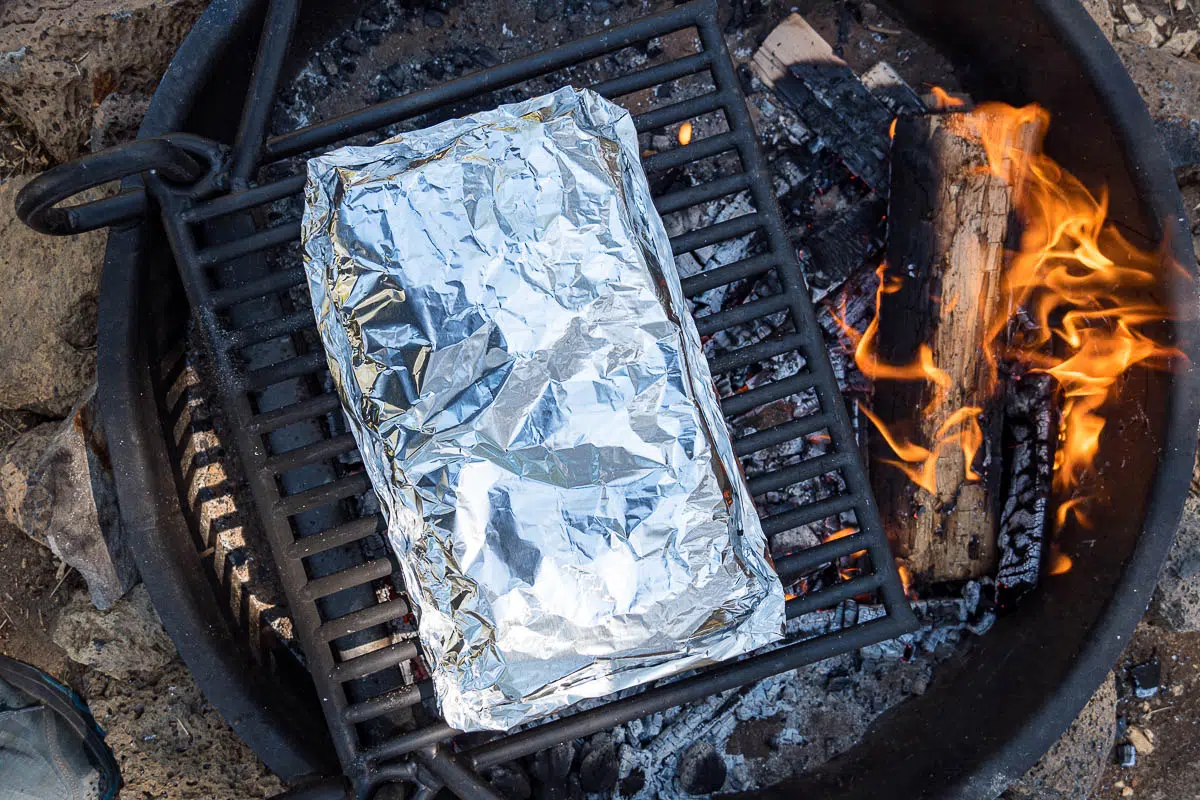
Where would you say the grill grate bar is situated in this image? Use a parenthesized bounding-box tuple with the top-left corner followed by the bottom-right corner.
(654, 172, 753, 216)
(277, 472, 373, 518)
(264, 433, 357, 477)
(761, 493, 859, 536)
(365, 723, 458, 765)
(681, 252, 778, 296)
(746, 451, 849, 496)
(197, 221, 301, 267)
(246, 391, 341, 434)
(720, 372, 819, 416)
(289, 516, 381, 561)
(785, 574, 884, 618)
(694, 291, 790, 336)
(643, 129, 739, 172)
(229, 309, 316, 349)
(184, 173, 307, 223)
(244, 350, 326, 391)
(344, 683, 431, 725)
(708, 333, 806, 374)
(733, 413, 833, 457)
(330, 641, 421, 683)
(211, 267, 306, 310)
(592, 50, 713, 99)
(670, 212, 761, 255)
(301, 557, 393, 600)
(632, 89, 730, 133)
(145, 1, 918, 793)
(318, 596, 410, 642)
(775, 532, 871, 581)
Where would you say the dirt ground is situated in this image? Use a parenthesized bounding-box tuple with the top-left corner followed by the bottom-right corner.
(1093, 624, 1200, 800)
(0, 416, 283, 799)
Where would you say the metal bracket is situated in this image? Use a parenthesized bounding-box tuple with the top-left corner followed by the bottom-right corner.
(14, 133, 230, 236)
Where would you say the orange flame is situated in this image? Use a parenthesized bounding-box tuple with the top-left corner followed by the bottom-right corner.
(824, 526, 858, 543)
(897, 564, 915, 599)
(966, 102, 1179, 508)
(929, 86, 966, 109)
(850, 96, 1178, 568)
(1046, 548, 1073, 576)
(677, 121, 693, 146)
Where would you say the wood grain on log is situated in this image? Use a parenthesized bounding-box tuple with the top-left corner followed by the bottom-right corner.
(872, 112, 1035, 583)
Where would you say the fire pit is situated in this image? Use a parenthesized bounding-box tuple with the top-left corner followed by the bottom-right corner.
(17, 0, 1197, 797)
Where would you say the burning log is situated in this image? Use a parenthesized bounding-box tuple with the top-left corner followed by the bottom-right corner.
(995, 372, 1058, 606)
(870, 111, 1039, 583)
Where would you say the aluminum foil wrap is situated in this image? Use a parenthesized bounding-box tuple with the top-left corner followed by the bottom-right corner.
(301, 87, 784, 731)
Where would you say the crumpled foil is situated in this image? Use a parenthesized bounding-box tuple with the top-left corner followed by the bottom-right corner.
(301, 87, 784, 732)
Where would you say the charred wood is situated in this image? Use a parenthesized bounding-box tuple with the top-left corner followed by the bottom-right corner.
(995, 372, 1058, 608)
(872, 111, 1036, 583)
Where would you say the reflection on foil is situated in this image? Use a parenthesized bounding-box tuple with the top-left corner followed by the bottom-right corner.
(301, 87, 784, 731)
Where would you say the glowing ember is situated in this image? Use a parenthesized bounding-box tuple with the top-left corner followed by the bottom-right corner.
(677, 120, 693, 146)
(847, 96, 1179, 582)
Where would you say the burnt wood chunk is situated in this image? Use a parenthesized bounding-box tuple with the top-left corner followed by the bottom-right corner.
(995, 373, 1057, 607)
(872, 112, 1035, 583)
(772, 65, 894, 193)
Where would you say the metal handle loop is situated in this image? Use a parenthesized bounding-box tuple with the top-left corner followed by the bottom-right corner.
(14, 136, 219, 236)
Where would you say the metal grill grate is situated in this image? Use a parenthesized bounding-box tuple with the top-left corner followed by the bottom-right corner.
(140, 0, 918, 794)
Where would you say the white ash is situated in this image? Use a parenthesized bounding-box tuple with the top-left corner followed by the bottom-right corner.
(593, 591, 994, 799)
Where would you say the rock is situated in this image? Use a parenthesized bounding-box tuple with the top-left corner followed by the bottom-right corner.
(1130, 659, 1161, 698)
(1081, 0, 1116, 40)
(89, 91, 150, 152)
(1117, 20, 1166, 47)
(51, 584, 175, 679)
(676, 741, 727, 795)
(0, 387, 136, 608)
(535, 0, 562, 24)
(423, 9, 445, 28)
(0, 176, 107, 416)
(1123, 3, 1146, 25)
(1005, 674, 1117, 800)
(1113, 40, 1200, 122)
(0, 0, 204, 162)
(1149, 453, 1200, 631)
(1162, 30, 1200, 58)
(1127, 725, 1155, 755)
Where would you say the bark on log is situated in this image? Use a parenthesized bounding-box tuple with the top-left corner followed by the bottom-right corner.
(872, 112, 1034, 583)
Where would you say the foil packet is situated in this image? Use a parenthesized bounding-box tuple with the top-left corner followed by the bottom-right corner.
(301, 87, 784, 731)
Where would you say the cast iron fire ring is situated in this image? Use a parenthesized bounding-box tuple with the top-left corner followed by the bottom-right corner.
(75, 1, 1200, 798)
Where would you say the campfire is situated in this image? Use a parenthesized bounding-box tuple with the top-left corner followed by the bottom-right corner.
(10, 0, 1196, 798)
(837, 97, 1179, 605)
